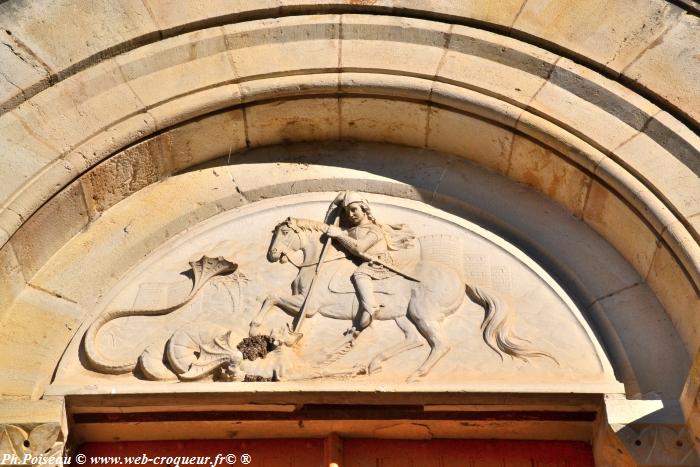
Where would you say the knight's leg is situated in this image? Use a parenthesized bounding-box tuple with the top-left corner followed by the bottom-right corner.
(351, 271, 377, 330)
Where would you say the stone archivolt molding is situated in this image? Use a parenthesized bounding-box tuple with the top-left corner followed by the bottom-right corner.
(0, 14, 696, 377)
(0, 4, 697, 464)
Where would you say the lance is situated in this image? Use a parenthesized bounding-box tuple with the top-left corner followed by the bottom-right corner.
(291, 199, 341, 340)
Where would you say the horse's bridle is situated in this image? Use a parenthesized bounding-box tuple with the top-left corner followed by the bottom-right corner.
(275, 223, 343, 269)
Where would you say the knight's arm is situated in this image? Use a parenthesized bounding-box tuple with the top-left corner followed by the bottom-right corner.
(333, 230, 380, 259)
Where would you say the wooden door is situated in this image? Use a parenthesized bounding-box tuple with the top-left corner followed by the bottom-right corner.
(342, 439, 594, 467)
(78, 438, 593, 466)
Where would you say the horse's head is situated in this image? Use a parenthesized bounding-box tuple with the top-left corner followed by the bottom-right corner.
(268, 217, 302, 263)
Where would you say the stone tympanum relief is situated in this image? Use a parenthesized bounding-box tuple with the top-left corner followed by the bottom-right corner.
(58, 193, 618, 390)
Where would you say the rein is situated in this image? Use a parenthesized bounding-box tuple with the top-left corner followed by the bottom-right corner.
(282, 252, 346, 269)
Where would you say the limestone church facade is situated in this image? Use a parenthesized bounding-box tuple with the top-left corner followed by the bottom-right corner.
(0, 1, 699, 465)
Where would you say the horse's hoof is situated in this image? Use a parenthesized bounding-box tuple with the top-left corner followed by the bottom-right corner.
(406, 370, 427, 383)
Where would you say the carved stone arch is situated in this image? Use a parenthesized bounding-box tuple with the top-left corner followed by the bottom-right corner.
(0, 2, 698, 466)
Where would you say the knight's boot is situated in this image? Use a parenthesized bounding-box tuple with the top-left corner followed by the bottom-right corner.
(353, 274, 378, 331)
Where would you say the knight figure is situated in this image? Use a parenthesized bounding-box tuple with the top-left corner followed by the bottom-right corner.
(325, 191, 416, 332)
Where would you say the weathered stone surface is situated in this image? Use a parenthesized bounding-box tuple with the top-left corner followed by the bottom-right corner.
(0, 33, 50, 113)
(507, 134, 591, 217)
(0, 0, 159, 77)
(0, 399, 64, 427)
(440, 25, 558, 107)
(142, 0, 279, 36)
(0, 244, 25, 317)
(515, 111, 606, 173)
(0, 112, 60, 205)
(529, 64, 644, 153)
(30, 169, 246, 304)
(513, 0, 684, 74)
(393, 0, 526, 28)
(614, 129, 700, 224)
(164, 109, 247, 172)
(247, 98, 339, 147)
(590, 284, 689, 398)
(64, 112, 157, 174)
(11, 58, 145, 155)
(0, 287, 82, 398)
(341, 98, 427, 147)
(80, 137, 170, 219)
(583, 181, 659, 279)
(624, 13, 700, 125)
(341, 15, 449, 77)
(243, 73, 338, 103)
(426, 108, 512, 175)
(224, 16, 340, 79)
(10, 181, 89, 280)
(116, 28, 237, 109)
(646, 243, 700, 356)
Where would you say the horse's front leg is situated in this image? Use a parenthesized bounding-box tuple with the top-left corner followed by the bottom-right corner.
(249, 293, 305, 336)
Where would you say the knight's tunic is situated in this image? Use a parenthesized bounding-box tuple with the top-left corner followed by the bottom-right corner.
(345, 223, 396, 280)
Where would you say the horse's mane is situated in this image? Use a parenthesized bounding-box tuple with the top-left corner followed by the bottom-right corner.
(280, 217, 327, 233)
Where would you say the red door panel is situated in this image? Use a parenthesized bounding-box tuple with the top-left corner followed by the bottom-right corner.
(78, 439, 324, 467)
(342, 439, 594, 467)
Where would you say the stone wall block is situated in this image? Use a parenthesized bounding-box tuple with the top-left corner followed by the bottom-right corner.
(146, 84, 242, 131)
(164, 109, 247, 172)
(440, 25, 558, 108)
(513, 0, 684, 75)
(614, 131, 700, 230)
(661, 221, 700, 295)
(583, 181, 659, 280)
(0, 112, 61, 206)
(142, 0, 280, 37)
(80, 137, 170, 219)
(507, 134, 591, 217)
(64, 113, 157, 174)
(11, 59, 145, 155)
(515, 111, 606, 173)
(0, 210, 22, 248)
(0, 0, 159, 78)
(340, 73, 432, 101)
(591, 284, 689, 399)
(0, 287, 83, 398)
(9, 180, 89, 280)
(224, 16, 340, 80)
(392, 0, 526, 28)
(247, 98, 340, 147)
(646, 242, 700, 356)
(593, 157, 671, 236)
(430, 82, 522, 128)
(3, 159, 82, 236)
(426, 107, 512, 175)
(116, 28, 237, 109)
(242, 73, 339, 103)
(528, 70, 641, 154)
(0, 244, 25, 316)
(0, 33, 50, 114)
(341, 97, 427, 148)
(624, 13, 700, 125)
(340, 15, 449, 78)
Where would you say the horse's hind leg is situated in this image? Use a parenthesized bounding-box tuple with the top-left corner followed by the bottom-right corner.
(407, 304, 451, 381)
(368, 316, 425, 374)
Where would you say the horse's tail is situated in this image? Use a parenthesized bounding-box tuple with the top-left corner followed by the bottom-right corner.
(466, 285, 558, 364)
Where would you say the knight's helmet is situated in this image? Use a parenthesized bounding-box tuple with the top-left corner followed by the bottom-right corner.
(334, 191, 375, 224)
